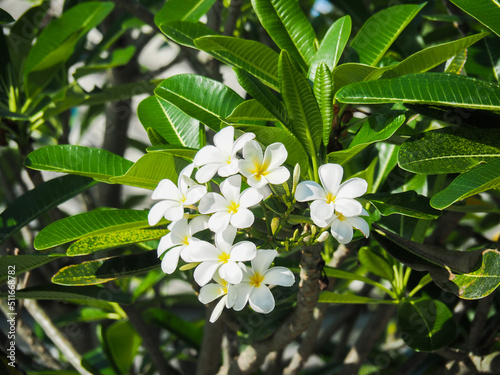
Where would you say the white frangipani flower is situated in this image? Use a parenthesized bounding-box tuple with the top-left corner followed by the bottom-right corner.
(311, 208, 370, 245)
(189, 226, 257, 286)
(198, 174, 263, 233)
(157, 216, 209, 274)
(198, 273, 237, 323)
(295, 163, 367, 221)
(231, 250, 295, 314)
(148, 164, 207, 225)
(194, 126, 255, 183)
(238, 141, 290, 189)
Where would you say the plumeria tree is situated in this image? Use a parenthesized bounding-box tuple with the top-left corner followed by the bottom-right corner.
(1, 0, 500, 374)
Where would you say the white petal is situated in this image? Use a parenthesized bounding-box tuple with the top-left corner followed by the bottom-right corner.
(168, 218, 189, 238)
(246, 174, 267, 189)
(188, 241, 220, 262)
(263, 267, 295, 287)
(148, 200, 175, 226)
(194, 146, 225, 167)
(238, 159, 257, 179)
(239, 187, 263, 208)
(218, 161, 240, 177)
(229, 241, 256, 262)
(194, 261, 221, 286)
(219, 262, 243, 284)
(157, 234, 176, 257)
(242, 140, 263, 163)
(232, 283, 253, 311)
(251, 250, 277, 274)
(195, 163, 221, 183)
(330, 219, 353, 244)
(199, 283, 225, 304)
(215, 226, 237, 254)
(185, 184, 208, 205)
(263, 142, 287, 170)
(318, 164, 343, 195)
(334, 198, 363, 217)
(257, 185, 272, 199)
(220, 175, 241, 203)
(209, 211, 231, 233)
(164, 204, 185, 222)
(337, 178, 368, 199)
(345, 216, 370, 238)
(198, 193, 228, 214)
(295, 181, 326, 202)
(310, 210, 332, 228)
(189, 215, 209, 234)
(230, 207, 254, 229)
(310, 199, 334, 220)
(226, 286, 236, 308)
(213, 126, 235, 156)
(232, 131, 255, 152)
(265, 167, 290, 185)
(161, 246, 183, 274)
(209, 296, 227, 323)
(249, 285, 275, 314)
(151, 179, 182, 201)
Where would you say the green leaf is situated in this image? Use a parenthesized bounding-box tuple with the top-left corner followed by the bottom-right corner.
(34, 209, 150, 250)
(194, 36, 280, 91)
(319, 292, 396, 304)
(431, 159, 500, 209)
(0, 254, 65, 285)
(138, 96, 201, 148)
(227, 99, 277, 122)
(336, 73, 500, 111)
(52, 251, 160, 286)
(398, 127, 500, 174)
(313, 63, 334, 147)
(67, 229, 168, 256)
(251, 0, 316, 69)
(231, 124, 310, 176)
(398, 297, 456, 351)
(110, 152, 189, 190)
(24, 2, 114, 97)
(73, 46, 136, 79)
(383, 32, 488, 78)
(332, 63, 385, 96)
(0, 8, 14, 24)
(309, 15, 351, 82)
(328, 114, 406, 165)
(358, 247, 394, 282)
(451, 0, 500, 37)
(24, 145, 133, 183)
(159, 20, 217, 49)
(147, 127, 168, 146)
(146, 308, 203, 349)
(155, 0, 216, 26)
(0, 175, 96, 244)
(347, 3, 425, 66)
(279, 51, 323, 156)
(146, 145, 199, 160)
(104, 321, 142, 375)
(155, 74, 244, 131)
(0, 284, 131, 304)
(363, 191, 441, 219)
(323, 267, 395, 296)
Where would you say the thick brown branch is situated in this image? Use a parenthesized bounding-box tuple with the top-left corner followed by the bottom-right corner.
(196, 304, 225, 375)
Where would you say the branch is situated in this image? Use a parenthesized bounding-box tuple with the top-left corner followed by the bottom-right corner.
(196, 304, 224, 375)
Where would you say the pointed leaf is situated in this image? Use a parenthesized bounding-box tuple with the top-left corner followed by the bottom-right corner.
(336, 73, 500, 111)
(398, 127, 500, 174)
(138, 96, 201, 148)
(34, 209, 150, 250)
(228, 99, 277, 122)
(73, 46, 136, 79)
(363, 191, 440, 219)
(309, 15, 351, 82)
(332, 63, 385, 96)
(195, 36, 280, 91)
(146, 145, 199, 160)
(358, 247, 394, 282)
(155, 0, 216, 26)
(346, 3, 425, 66)
(451, 0, 500, 37)
(155, 74, 244, 131)
(431, 158, 500, 209)
(323, 267, 394, 296)
(313, 63, 334, 146)
(319, 292, 396, 304)
(105, 321, 142, 375)
(0, 254, 65, 285)
(160, 20, 217, 48)
(147, 127, 168, 146)
(0, 175, 96, 244)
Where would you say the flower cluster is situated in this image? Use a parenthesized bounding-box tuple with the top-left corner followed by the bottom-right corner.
(148, 126, 294, 323)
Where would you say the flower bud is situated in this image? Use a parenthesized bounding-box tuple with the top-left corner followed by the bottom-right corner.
(303, 236, 311, 243)
(271, 217, 280, 235)
(292, 163, 300, 196)
(316, 231, 329, 242)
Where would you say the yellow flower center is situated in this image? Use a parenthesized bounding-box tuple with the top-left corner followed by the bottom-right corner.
(182, 236, 190, 246)
(218, 252, 231, 264)
(249, 272, 265, 287)
(228, 201, 239, 214)
(337, 213, 346, 221)
(251, 159, 271, 179)
(326, 192, 336, 204)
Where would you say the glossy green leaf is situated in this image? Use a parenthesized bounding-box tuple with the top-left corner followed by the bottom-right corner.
(328, 114, 405, 165)
(104, 320, 142, 375)
(323, 267, 394, 296)
(227, 99, 277, 122)
(358, 247, 394, 282)
(313, 63, 334, 147)
(383, 32, 488, 78)
(0, 8, 14, 24)
(24, 2, 114, 97)
(372, 143, 400, 193)
(347, 3, 425, 66)
(231, 124, 310, 176)
(336, 73, 500, 111)
(147, 127, 168, 146)
(155, 74, 244, 131)
(67, 229, 169, 256)
(138, 96, 201, 148)
(445, 49, 468, 75)
(309, 16, 351, 82)
(159, 20, 217, 49)
(398, 297, 456, 351)
(431, 159, 500, 209)
(73, 46, 136, 79)
(0, 284, 131, 304)
(146, 145, 199, 160)
(363, 191, 441, 219)
(279, 51, 323, 157)
(252, 0, 316, 69)
(155, 0, 216, 26)
(319, 292, 396, 304)
(195, 36, 280, 91)
(110, 152, 189, 190)
(34, 209, 150, 250)
(0, 254, 65, 285)
(451, 0, 500, 37)
(234, 68, 287, 124)
(332, 63, 385, 96)
(0, 175, 96, 244)
(398, 127, 500, 174)
(52, 251, 160, 286)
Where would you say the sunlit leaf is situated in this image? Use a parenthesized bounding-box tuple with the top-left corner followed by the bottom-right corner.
(451, 0, 500, 37)
(155, 0, 216, 26)
(319, 292, 396, 304)
(0, 254, 65, 285)
(363, 191, 441, 219)
(313, 63, 334, 147)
